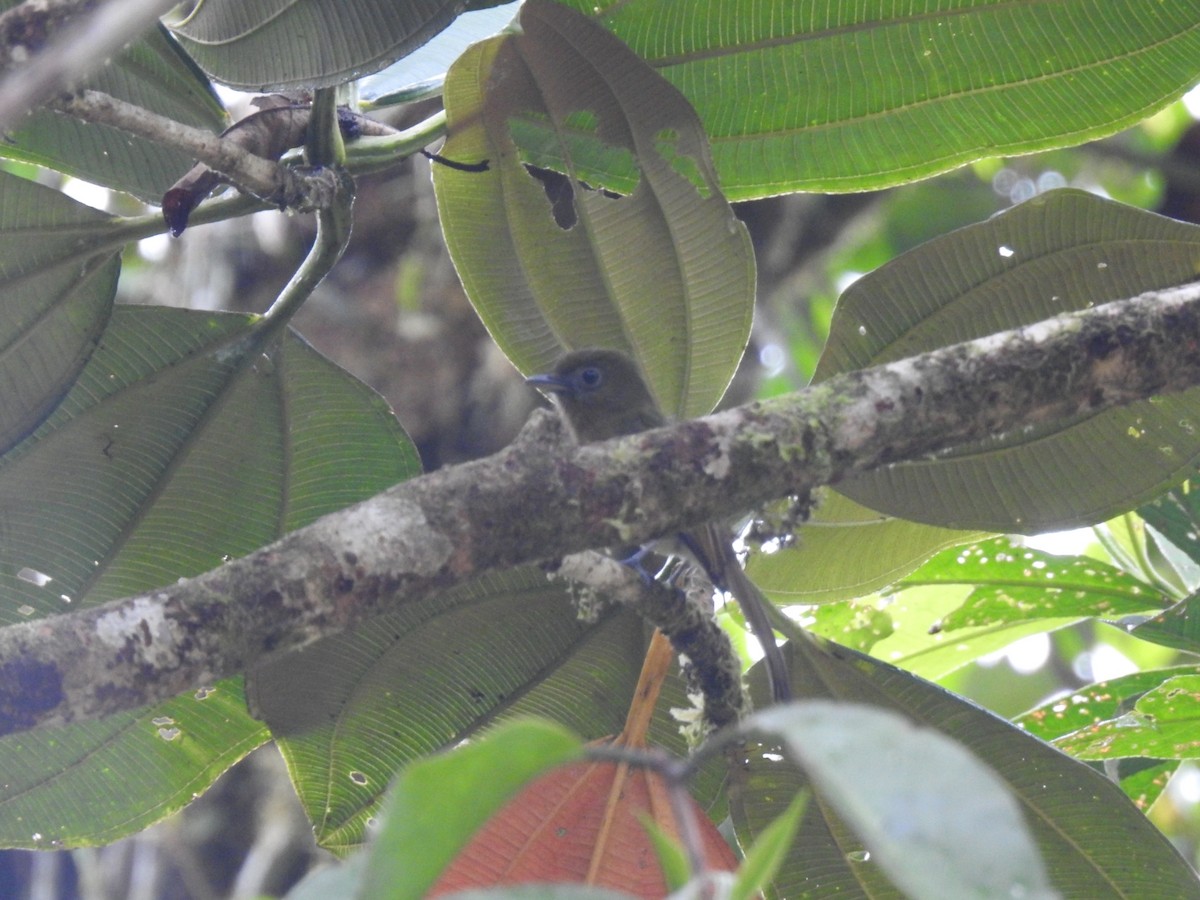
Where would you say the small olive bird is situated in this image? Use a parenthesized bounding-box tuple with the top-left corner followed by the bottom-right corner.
(527, 349, 791, 703)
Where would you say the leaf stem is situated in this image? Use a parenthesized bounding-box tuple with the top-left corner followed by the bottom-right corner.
(260, 170, 355, 328)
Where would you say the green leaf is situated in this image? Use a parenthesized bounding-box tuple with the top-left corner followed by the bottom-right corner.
(1016, 668, 1191, 809)
(744, 701, 1055, 900)
(639, 817, 692, 894)
(1017, 667, 1200, 743)
(747, 489, 979, 605)
(170, 0, 464, 91)
(0, 306, 421, 847)
(803, 598, 894, 654)
(552, 0, 1200, 199)
(1139, 470, 1200, 568)
(0, 171, 119, 455)
(360, 718, 582, 900)
(1054, 674, 1200, 760)
(0, 24, 226, 200)
(433, 0, 754, 419)
(730, 790, 807, 900)
(253, 566, 729, 853)
(285, 851, 367, 900)
(0, 679, 267, 848)
(0, 307, 420, 620)
(252, 571, 648, 852)
(870, 583, 1078, 681)
(1131, 592, 1200, 654)
(816, 189, 1200, 533)
(730, 634, 1199, 896)
(254, 573, 652, 854)
(901, 537, 1167, 631)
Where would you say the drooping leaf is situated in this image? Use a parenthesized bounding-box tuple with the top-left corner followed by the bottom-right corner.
(729, 633, 1199, 896)
(433, 0, 754, 419)
(900, 537, 1167, 631)
(0, 23, 226, 200)
(170, 0, 465, 91)
(362, 718, 583, 899)
(744, 701, 1055, 900)
(0, 305, 421, 847)
(0, 171, 120, 456)
(550, 0, 1200, 199)
(252, 569, 731, 855)
(815, 189, 1200, 533)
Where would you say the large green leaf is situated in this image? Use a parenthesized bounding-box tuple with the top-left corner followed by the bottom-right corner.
(550, 0, 1200, 199)
(0, 172, 119, 456)
(251, 567, 726, 853)
(361, 718, 582, 899)
(0, 306, 421, 847)
(814, 189, 1200, 533)
(1017, 668, 1193, 809)
(730, 634, 1200, 896)
(747, 489, 979, 606)
(170, 0, 464, 91)
(900, 536, 1167, 630)
(433, 0, 754, 419)
(0, 680, 267, 849)
(0, 23, 226, 201)
(1054, 673, 1200, 760)
(744, 702, 1054, 900)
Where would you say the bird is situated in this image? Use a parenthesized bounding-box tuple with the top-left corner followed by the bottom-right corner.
(526, 348, 791, 704)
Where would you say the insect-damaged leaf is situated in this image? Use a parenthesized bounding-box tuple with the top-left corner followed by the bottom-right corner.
(433, 0, 754, 419)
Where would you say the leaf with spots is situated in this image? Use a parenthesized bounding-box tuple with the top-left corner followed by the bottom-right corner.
(899, 537, 1168, 631)
(1053, 674, 1200, 760)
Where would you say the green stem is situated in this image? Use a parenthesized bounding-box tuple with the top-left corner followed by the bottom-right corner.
(260, 169, 355, 329)
(344, 109, 448, 174)
(306, 87, 345, 168)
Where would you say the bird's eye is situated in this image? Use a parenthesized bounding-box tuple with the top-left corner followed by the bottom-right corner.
(578, 367, 603, 389)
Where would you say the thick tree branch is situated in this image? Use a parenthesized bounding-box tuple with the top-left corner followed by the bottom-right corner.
(4, 280, 1200, 736)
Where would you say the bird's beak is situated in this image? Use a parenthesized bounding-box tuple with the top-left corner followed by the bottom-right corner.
(525, 373, 571, 394)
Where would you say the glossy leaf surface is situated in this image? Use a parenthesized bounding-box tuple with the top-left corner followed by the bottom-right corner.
(555, 0, 1200, 199)
(901, 537, 1167, 630)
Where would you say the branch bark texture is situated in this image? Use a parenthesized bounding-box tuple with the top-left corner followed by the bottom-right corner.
(3, 280, 1200, 736)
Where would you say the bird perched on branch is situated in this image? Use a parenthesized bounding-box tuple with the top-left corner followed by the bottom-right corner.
(527, 348, 791, 703)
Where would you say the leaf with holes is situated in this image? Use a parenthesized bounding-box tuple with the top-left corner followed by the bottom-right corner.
(433, 0, 754, 419)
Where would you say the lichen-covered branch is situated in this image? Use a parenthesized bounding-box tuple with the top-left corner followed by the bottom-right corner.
(3, 280, 1200, 737)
